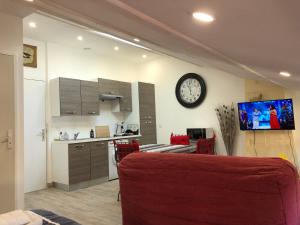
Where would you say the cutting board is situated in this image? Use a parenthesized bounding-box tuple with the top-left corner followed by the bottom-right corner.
(95, 126, 110, 138)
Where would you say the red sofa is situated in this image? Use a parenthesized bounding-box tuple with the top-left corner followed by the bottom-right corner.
(119, 153, 300, 225)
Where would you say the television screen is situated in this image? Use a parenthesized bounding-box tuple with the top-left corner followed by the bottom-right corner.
(238, 99, 295, 130)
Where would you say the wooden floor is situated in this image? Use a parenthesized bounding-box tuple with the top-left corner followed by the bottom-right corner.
(25, 180, 122, 225)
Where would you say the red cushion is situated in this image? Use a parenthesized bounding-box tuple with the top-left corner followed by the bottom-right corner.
(170, 133, 190, 145)
(119, 153, 300, 225)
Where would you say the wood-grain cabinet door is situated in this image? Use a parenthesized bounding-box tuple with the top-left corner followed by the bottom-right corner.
(90, 142, 108, 179)
(98, 78, 120, 95)
(59, 78, 82, 116)
(119, 82, 132, 112)
(138, 82, 157, 145)
(81, 81, 100, 115)
(68, 143, 91, 184)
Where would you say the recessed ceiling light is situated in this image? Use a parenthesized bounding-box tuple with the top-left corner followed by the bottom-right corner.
(25, 0, 34, 2)
(279, 71, 291, 77)
(114, 46, 119, 51)
(133, 38, 140, 42)
(77, 36, 83, 41)
(193, 12, 214, 23)
(142, 54, 147, 59)
(28, 22, 36, 28)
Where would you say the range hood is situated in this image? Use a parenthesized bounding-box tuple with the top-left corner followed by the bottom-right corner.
(99, 93, 123, 101)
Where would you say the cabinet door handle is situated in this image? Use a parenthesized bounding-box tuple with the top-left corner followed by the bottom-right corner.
(74, 144, 85, 149)
(88, 112, 96, 115)
(65, 111, 75, 115)
(95, 143, 105, 146)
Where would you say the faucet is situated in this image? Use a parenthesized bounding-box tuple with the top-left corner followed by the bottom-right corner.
(74, 132, 80, 140)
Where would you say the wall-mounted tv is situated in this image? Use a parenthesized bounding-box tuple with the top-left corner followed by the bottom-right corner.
(238, 98, 295, 130)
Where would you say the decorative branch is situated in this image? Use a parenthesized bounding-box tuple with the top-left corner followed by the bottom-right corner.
(215, 103, 236, 156)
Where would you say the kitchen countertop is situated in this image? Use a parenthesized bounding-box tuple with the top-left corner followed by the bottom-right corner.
(52, 135, 142, 144)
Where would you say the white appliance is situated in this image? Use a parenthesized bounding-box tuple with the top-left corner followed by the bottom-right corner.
(108, 141, 118, 180)
(108, 139, 130, 180)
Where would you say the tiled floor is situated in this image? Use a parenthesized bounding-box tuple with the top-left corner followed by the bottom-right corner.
(25, 180, 122, 225)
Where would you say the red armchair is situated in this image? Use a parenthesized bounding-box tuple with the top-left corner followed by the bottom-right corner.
(113, 140, 140, 201)
(195, 133, 216, 154)
(119, 153, 300, 225)
(170, 133, 190, 145)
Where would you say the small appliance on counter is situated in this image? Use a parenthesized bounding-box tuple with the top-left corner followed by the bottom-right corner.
(115, 122, 125, 136)
(114, 123, 139, 137)
(126, 124, 139, 135)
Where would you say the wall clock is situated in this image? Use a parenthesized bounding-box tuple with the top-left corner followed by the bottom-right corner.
(175, 73, 207, 108)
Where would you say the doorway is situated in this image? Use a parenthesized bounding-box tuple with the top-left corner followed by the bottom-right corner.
(24, 78, 47, 193)
(23, 37, 47, 193)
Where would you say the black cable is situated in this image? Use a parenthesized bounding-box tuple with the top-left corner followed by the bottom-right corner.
(253, 130, 258, 157)
(288, 130, 297, 168)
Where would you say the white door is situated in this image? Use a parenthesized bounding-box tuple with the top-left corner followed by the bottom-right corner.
(24, 79, 46, 193)
(0, 53, 15, 213)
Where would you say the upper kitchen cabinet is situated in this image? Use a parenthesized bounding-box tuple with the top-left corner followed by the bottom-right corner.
(98, 78, 120, 95)
(51, 77, 82, 116)
(81, 81, 100, 116)
(50, 77, 100, 116)
(116, 81, 132, 112)
(98, 78, 132, 113)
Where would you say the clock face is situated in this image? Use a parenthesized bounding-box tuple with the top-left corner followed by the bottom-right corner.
(179, 78, 201, 104)
(175, 73, 207, 108)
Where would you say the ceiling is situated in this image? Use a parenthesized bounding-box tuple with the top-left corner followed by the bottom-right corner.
(11, 0, 300, 88)
(23, 13, 160, 63)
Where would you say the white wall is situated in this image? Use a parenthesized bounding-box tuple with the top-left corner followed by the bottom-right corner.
(0, 12, 24, 209)
(137, 57, 246, 155)
(46, 42, 139, 140)
(23, 38, 46, 81)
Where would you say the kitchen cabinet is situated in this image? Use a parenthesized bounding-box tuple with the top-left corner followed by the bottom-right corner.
(52, 140, 109, 191)
(68, 143, 91, 184)
(138, 82, 157, 145)
(117, 81, 132, 112)
(58, 78, 82, 116)
(90, 141, 109, 179)
(98, 78, 120, 95)
(50, 78, 100, 116)
(81, 81, 100, 115)
(51, 136, 140, 191)
(68, 141, 109, 184)
(99, 78, 133, 112)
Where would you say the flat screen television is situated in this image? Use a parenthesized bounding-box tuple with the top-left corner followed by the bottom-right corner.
(238, 98, 295, 130)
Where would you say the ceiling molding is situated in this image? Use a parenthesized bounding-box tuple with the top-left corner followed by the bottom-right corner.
(18, 0, 285, 86)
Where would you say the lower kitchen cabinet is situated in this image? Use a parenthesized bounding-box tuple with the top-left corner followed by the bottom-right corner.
(69, 143, 91, 185)
(90, 141, 109, 179)
(52, 140, 109, 191)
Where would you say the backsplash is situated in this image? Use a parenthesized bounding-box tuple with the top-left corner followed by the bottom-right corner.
(49, 101, 128, 140)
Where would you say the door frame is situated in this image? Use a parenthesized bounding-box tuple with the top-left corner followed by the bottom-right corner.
(0, 50, 24, 209)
